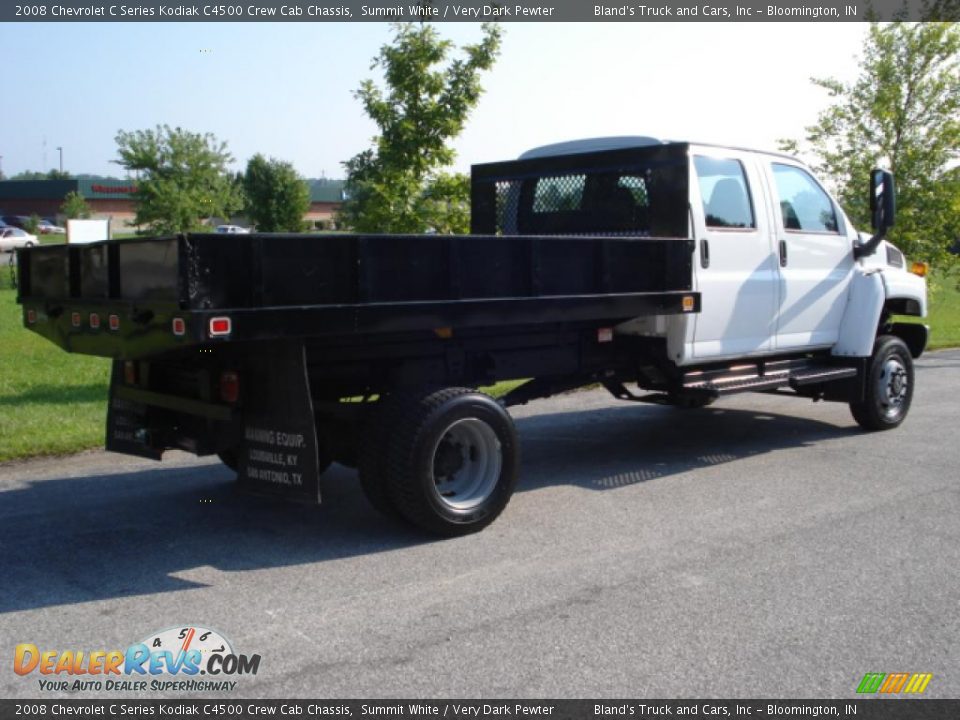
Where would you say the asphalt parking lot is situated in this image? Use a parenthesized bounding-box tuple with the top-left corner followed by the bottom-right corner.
(1, 350, 958, 699)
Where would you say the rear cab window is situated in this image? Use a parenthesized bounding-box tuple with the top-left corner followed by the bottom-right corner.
(694, 156, 756, 230)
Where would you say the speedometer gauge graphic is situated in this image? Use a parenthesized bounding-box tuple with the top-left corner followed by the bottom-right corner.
(140, 625, 234, 664)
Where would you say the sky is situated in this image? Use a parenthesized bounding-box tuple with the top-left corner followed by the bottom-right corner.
(0, 22, 870, 179)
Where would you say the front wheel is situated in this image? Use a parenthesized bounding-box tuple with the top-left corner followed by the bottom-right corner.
(384, 387, 520, 536)
(850, 335, 914, 431)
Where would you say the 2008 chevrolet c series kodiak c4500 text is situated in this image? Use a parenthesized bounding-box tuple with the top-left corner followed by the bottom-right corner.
(17, 137, 928, 536)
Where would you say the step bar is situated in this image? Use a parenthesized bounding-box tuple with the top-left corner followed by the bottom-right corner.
(605, 359, 859, 405)
(683, 365, 858, 395)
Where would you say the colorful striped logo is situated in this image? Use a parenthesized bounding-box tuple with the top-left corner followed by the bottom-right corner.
(856, 672, 932, 694)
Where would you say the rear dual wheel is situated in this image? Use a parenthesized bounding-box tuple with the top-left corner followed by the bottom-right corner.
(359, 387, 520, 536)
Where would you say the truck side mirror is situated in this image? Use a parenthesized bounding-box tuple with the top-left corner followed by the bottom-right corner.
(870, 168, 896, 232)
(855, 168, 896, 259)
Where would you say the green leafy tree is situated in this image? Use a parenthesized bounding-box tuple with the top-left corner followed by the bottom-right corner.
(242, 154, 311, 232)
(10, 170, 49, 181)
(780, 21, 960, 266)
(7, 169, 70, 180)
(61, 191, 92, 219)
(23, 214, 41, 235)
(339, 22, 502, 234)
(114, 125, 241, 234)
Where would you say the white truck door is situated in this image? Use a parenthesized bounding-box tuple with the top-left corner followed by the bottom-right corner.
(762, 161, 853, 350)
(689, 152, 778, 359)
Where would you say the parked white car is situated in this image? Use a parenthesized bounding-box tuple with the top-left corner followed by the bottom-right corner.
(214, 225, 251, 234)
(0, 227, 38, 252)
(37, 219, 66, 235)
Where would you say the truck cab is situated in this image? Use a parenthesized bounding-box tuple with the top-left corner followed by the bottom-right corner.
(475, 136, 927, 367)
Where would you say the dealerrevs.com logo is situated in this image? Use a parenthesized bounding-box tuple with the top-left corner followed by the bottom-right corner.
(14, 626, 261, 693)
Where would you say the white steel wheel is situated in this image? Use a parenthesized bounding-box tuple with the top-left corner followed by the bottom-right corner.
(429, 417, 503, 512)
(876, 356, 909, 420)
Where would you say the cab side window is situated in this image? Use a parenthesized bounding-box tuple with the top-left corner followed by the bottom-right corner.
(694, 156, 755, 230)
(771, 163, 839, 233)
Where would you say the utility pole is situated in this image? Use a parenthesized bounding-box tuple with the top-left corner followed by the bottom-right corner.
(57, 146, 63, 174)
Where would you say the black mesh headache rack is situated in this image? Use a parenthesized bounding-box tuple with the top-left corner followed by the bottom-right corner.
(17, 143, 699, 361)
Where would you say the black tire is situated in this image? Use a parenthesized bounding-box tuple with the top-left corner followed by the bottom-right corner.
(850, 335, 914, 431)
(384, 387, 519, 537)
(357, 395, 406, 519)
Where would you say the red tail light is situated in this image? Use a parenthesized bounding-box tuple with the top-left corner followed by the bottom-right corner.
(209, 317, 232, 337)
(27, 309, 37, 324)
(109, 314, 120, 331)
(219, 371, 240, 404)
(172, 317, 186, 336)
(89, 313, 100, 330)
(71, 312, 81, 328)
(123, 361, 137, 386)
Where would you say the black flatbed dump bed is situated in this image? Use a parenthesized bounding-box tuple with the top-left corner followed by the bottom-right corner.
(15, 142, 712, 533)
(18, 231, 698, 360)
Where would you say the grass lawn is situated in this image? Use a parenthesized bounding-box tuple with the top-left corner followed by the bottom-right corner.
(924, 271, 960, 349)
(0, 285, 111, 462)
(1, 264, 957, 463)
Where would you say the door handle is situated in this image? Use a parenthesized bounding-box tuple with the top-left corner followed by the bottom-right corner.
(700, 238, 710, 269)
(779, 239, 788, 267)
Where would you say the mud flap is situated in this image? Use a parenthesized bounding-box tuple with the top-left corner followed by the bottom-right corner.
(106, 361, 162, 460)
(235, 343, 323, 505)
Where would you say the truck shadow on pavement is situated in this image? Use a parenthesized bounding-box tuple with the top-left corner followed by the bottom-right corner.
(0, 402, 854, 613)
(514, 401, 855, 491)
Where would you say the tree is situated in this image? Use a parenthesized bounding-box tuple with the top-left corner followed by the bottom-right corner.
(7, 169, 71, 180)
(61, 191, 92, 219)
(339, 22, 502, 234)
(242, 154, 311, 232)
(780, 21, 960, 267)
(10, 170, 48, 181)
(114, 125, 241, 234)
(23, 215, 41, 235)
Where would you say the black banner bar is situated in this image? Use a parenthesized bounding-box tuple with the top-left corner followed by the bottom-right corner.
(2, 0, 958, 23)
(2, 700, 959, 720)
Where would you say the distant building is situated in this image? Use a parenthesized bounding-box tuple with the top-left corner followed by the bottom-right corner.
(0, 176, 346, 230)
(304, 179, 347, 228)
